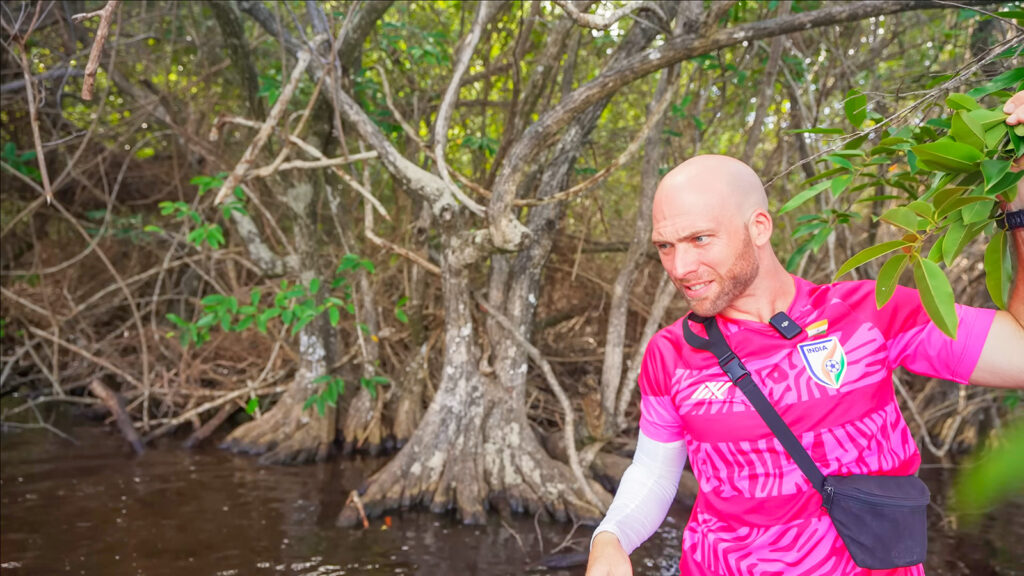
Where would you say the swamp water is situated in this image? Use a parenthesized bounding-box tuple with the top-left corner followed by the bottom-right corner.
(1, 423, 1021, 575)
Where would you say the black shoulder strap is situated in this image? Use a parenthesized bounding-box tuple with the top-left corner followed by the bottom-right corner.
(682, 313, 826, 494)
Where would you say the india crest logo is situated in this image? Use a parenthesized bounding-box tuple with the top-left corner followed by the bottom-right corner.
(797, 337, 847, 388)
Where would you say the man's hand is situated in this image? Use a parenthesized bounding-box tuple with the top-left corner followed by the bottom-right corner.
(586, 532, 633, 576)
(1005, 90, 1024, 210)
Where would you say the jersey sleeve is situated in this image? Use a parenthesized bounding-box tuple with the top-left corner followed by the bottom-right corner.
(637, 332, 687, 443)
(875, 284, 996, 384)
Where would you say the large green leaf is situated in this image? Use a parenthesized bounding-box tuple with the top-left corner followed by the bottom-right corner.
(911, 140, 985, 173)
(966, 66, 1024, 99)
(912, 257, 958, 339)
(879, 207, 922, 232)
(945, 93, 980, 111)
(981, 158, 1012, 191)
(779, 180, 831, 214)
(984, 229, 1009, 310)
(875, 253, 909, 309)
(950, 110, 985, 151)
(844, 88, 867, 128)
(967, 108, 1009, 131)
(834, 240, 909, 281)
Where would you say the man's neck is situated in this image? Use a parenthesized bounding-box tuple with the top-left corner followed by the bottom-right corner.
(719, 264, 796, 324)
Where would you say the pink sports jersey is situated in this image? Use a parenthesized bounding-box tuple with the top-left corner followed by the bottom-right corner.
(639, 276, 996, 575)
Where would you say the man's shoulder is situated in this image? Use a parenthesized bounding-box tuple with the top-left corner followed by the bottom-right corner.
(795, 275, 879, 309)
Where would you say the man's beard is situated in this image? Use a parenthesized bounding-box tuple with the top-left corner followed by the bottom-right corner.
(678, 236, 759, 317)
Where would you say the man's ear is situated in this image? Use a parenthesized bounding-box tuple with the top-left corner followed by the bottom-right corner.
(749, 209, 774, 246)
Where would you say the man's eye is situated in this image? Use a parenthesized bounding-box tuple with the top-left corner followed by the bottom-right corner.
(656, 243, 670, 251)
(694, 235, 708, 244)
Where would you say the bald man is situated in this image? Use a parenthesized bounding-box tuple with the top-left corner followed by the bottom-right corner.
(587, 113, 1024, 573)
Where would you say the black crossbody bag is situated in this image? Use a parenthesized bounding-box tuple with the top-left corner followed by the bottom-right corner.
(682, 312, 929, 570)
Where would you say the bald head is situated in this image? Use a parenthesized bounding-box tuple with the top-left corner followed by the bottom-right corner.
(653, 155, 768, 228)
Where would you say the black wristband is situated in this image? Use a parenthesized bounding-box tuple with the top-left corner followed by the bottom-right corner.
(997, 209, 1024, 231)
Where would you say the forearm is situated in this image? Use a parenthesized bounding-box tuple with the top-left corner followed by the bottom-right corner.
(591, 431, 687, 553)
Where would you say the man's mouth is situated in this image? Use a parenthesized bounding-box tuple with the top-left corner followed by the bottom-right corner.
(682, 280, 713, 298)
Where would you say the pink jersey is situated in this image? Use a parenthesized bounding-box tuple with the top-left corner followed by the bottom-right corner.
(639, 276, 996, 575)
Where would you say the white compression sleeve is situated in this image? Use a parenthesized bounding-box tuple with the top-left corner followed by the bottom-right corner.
(590, 430, 688, 554)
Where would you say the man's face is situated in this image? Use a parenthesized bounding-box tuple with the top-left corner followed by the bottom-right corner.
(652, 201, 760, 317)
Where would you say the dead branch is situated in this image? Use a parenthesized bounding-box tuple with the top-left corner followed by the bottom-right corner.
(430, 1, 500, 217)
(182, 403, 238, 449)
(553, 0, 665, 30)
(213, 49, 312, 205)
(89, 379, 145, 453)
(76, 1, 121, 101)
(12, 36, 54, 202)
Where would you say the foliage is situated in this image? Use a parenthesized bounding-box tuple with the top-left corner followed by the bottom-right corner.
(784, 70, 1024, 337)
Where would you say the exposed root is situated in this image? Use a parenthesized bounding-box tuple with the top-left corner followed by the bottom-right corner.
(220, 391, 331, 465)
(338, 382, 609, 528)
(340, 386, 385, 455)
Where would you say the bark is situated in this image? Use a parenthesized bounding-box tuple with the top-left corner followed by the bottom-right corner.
(209, 0, 265, 120)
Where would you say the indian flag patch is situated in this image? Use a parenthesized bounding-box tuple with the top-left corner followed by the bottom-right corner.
(805, 319, 828, 339)
(798, 337, 847, 389)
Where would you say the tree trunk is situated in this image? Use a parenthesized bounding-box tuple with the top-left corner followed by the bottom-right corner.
(338, 233, 608, 526)
(221, 182, 335, 464)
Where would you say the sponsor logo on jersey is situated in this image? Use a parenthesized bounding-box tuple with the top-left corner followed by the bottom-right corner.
(797, 336, 847, 388)
(805, 319, 828, 339)
(689, 381, 732, 400)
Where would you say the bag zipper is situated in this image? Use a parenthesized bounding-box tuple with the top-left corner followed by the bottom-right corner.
(825, 484, 929, 508)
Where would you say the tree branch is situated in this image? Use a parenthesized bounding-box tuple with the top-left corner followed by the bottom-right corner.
(553, 0, 665, 30)
(213, 49, 312, 205)
(75, 0, 120, 101)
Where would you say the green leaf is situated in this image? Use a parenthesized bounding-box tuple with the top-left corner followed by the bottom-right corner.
(824, 154, 855, 170)
(844, 88, 867, 128)
(830, 174, 853, 196)
(779, 180, 831, 214)
(309, 278, 321, 295)
(144, 225, 164, 233)
(966, 67, 1024, 99)
(984, 229, 1009, 309)
(875, 253, 909, 309)
(953, 419, 1024, 518)
(950, 110, 985, 151)
(879, 207, 921, 232)
(328, 306, 340, 327)
(245, 397, 259, 415)
(911, 140, 985, 173)
(981, 159, 1012, 192)
(967, 108, 1010, 131)
(984, 124, 1008, 149)
(906, 200, 935, 221)
(834, 240, 909, 280)
(912, 257, 958, 339)
(945, 93, 980, 111)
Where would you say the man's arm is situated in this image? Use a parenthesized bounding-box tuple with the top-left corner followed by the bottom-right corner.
(968, 91, 1024, 388)
(586, 431, 687, 576)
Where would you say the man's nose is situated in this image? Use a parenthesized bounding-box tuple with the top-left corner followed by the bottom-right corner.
(670, 246, 698, 279)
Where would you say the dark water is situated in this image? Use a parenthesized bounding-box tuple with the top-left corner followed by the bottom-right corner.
(0, 423, 1021, 575)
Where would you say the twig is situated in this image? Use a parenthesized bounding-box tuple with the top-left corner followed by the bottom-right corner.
(181, 402, 237, 449)
(345, 490, 371, 529)
(89, 379, 145, 454)
(13, 36, 54, 202)
(25, 324, 141, 387)
(139, 384, 288, 442)
(76, 1, 121, 101)
(213, 49, 312, 205)
(500, 519, 528, 556)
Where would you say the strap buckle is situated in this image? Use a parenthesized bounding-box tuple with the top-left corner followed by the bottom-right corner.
(719, 352, 750, 382)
